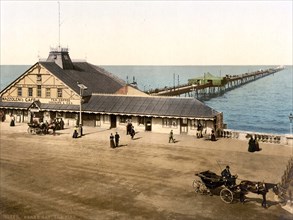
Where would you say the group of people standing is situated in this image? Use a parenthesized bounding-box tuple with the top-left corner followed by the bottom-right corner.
(110, 132, 120, 148)
(126, 122, 135, 139)
(109, 121, 136, 148)
(248, 136, 261, 152)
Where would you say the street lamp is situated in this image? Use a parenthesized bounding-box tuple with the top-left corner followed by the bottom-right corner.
(289, 113, 293, 156)
(289, 113, 293, 135)
(77, 82, 87, 137)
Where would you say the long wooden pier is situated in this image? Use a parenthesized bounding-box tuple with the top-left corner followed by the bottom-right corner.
(148, 66, 285, 100)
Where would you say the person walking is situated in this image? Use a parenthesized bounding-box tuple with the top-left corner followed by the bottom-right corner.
(115, 132, 120, 147)
(169, 130, 175, 143)
(110, 133, 115, 148)
(130, 126, 135, 139)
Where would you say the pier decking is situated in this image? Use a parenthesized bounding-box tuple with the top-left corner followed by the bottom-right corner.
(148, 66, 284, 100)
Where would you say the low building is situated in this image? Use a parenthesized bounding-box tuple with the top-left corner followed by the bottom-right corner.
(0, 48, 223, 135)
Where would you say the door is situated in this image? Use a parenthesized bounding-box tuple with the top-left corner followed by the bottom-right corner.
(145, 117, 152, 131)
(110, 115, 117, 128)
(180, 118, 188, 134)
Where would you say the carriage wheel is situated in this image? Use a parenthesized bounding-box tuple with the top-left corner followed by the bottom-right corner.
(193, 180, 210, 195)
(220, 188, 233, 203)
(193, 180, 202, 193)
(27, 127, 33, 134)
(35, 127, 42, 135)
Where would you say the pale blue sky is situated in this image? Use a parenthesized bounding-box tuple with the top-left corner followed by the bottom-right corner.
(1, 0, 292, 65)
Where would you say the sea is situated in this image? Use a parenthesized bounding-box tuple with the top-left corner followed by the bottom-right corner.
(1, 65, 292, 135)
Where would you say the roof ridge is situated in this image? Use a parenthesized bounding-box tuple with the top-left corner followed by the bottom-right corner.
(90, 64, 126, 86)
(91, 93, 196, 99)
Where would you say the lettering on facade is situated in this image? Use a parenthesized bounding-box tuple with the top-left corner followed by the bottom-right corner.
(1, 97, 73, 104)
(49, 98, 72, 105)
(2, 97, 23, 102)
(1, 97, 37, 102)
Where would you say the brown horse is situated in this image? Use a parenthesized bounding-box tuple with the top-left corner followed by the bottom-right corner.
(239, 180, 269, 208)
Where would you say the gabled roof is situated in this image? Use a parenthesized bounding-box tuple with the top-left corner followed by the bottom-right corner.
(40, 62, 126, 96)
(0, 61, 127, 96)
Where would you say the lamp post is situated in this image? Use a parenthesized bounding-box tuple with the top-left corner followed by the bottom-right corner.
(77, 82, 87, 137)
(289, 113, 293, 135)
(289, 113, 293, 156)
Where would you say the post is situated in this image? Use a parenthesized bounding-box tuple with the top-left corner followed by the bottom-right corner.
(77, 82, 87, 137)
(79, 91, 82, 135)
(289, 113, 293, 156)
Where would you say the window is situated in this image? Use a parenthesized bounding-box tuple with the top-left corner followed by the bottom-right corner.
(17, 87, 22, 96)
(28, 88, 33, 97)
(138, 116, 145, 125)
(162, 118, 177, 128)
(37, 85, 41, 97)
(171, 119, 177, 128)
(190, 119, 198, 130)
(163, 118, 171, 127)
(65, 112, 76, 119)
(57, 88, 62, 98)
(119, 115, 131, 124)
(46, 88, 51, 98)
(36, 74, 42, 82)
(103, 115, 110, 123)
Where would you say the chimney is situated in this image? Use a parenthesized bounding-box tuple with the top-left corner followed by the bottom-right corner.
(46, 47, 74, 70)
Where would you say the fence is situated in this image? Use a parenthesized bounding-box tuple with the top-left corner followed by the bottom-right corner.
(220, 129, 292, 145)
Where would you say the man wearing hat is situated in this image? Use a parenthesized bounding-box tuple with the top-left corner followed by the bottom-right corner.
(221, 165, 236, 186)
(221, 166, 232, 179)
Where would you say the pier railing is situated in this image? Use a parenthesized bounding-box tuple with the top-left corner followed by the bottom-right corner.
(220, 129, 292, 146)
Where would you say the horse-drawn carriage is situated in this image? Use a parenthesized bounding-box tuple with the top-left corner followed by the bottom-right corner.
(27, 122, 48, 135)
(193, 170, 239, 203)
(193, 170, 280, 207)
(27, 118, 64, 135)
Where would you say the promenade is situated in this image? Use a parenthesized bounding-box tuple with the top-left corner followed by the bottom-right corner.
(0, 122, 292, 220)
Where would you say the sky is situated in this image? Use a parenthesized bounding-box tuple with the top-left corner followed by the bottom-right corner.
(0, 0, 292, 65)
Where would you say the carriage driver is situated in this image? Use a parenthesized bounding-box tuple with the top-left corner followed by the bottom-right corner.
(221, 166, 236, 186)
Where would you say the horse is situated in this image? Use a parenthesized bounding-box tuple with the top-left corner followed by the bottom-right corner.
(239, 180, 279, 208)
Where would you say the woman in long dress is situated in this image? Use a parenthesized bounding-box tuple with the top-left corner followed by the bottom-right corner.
(248, 136, 255, 152)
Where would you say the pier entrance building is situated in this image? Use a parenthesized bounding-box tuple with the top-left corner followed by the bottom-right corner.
(0, 48, 223, 136)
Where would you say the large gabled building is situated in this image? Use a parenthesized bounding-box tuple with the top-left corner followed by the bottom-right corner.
(0, 48, 223, 135)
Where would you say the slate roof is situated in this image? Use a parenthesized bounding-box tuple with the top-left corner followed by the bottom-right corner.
(83, 95, 219, 118)
(0, 101, 79, 112)
(39, 62, 126, 96)
(0, 95, 219, 119)
(0, 102, 31, 109)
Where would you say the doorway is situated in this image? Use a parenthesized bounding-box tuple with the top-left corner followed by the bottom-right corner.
(180, 118, 188, 134)
(145, 117, 152, 131)
(110, 115, 117, 128)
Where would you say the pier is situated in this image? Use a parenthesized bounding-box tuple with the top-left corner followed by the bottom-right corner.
(148, 66, 285, 100)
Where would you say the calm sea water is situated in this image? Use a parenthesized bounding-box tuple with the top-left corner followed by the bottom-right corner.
(1, 65, 292, 134)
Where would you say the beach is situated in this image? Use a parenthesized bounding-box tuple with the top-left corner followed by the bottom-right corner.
(0, 122, 292, 220)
